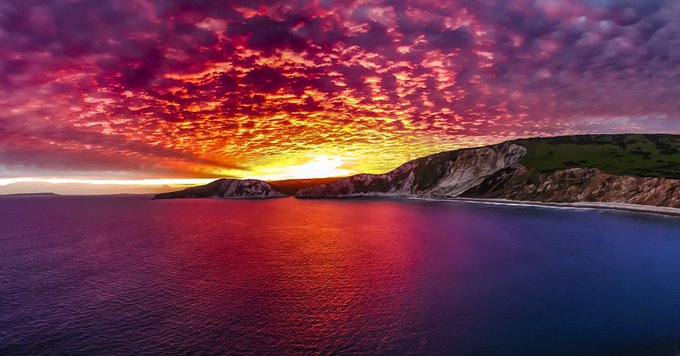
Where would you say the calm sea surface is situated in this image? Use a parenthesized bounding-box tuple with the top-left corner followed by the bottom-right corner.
(2, 196, 680, 355)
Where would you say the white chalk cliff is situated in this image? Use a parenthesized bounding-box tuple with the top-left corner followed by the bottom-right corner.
(296, 142, 527, 198)
(154, 179, 287, 199)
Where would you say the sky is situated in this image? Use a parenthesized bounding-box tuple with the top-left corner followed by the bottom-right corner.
(1, 0, 680, 194)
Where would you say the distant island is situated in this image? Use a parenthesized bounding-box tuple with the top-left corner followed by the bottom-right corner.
(154, 134, 680, 213)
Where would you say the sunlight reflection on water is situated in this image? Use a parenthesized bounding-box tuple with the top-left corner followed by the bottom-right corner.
(1, 196, 680, 355)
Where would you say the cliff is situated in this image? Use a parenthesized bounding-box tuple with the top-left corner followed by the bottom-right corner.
(296, 142, 526, 198)
(153, 179, 287, 199)
(462, 165, 680, 208)
(296, 134, 680, 209)
(155, 134, 680, 210)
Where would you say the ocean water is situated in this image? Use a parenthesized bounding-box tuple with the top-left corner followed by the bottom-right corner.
(1, 196, 680, 355)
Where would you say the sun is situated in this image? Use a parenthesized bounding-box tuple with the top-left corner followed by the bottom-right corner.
(252, 155, 357, 181)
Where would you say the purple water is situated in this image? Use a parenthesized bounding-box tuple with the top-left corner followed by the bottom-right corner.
(1, 196, 680, 354)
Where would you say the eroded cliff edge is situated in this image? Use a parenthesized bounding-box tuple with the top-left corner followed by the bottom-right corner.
(296, 134, 680, 209)
(296, 142, 527, 198)
(156, 134, 680, 209)
(463, 165, 680, 208)
(154, 179, 287, 199)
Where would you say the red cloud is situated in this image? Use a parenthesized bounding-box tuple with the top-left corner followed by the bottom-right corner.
(0, 0, 679, 179)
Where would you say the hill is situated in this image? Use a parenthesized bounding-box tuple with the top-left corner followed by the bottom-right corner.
(153, 177, 339, 199)
(516, 134, 680, 179)
(298, 134, 680, 209)
(154, 134, 680, 209)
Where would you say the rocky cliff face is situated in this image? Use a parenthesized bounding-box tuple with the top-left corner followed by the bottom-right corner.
(296, 142, 527, 198)
(153, 179, 287, 199)
(152, 136, 680, 209)
(463, 165, 680, 207)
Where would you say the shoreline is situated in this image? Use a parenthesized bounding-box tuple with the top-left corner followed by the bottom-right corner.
(150, 193, 680, 218)
(446, 197, 680, 218)
(297, 195, 680, 218)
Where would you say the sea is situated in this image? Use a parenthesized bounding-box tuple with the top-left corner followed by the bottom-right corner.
(1, 195, 680, 355)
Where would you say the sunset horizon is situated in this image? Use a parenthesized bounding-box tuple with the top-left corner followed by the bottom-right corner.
(4, 1, 680, 354)
(4, 131, 680, 195)
(3, 0, 680, 194)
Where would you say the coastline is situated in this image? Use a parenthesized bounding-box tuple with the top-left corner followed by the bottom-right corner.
(152, 191, 680, 219)
(448, 197, 680, 218)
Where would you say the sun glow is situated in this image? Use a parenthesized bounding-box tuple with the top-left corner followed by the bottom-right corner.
(0, 156, 357, 193)
(0, 178, 217, 186)
(250, 155, 357, 181)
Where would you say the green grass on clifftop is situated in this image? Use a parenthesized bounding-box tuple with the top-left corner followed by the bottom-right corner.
(513, 134, 680, 179)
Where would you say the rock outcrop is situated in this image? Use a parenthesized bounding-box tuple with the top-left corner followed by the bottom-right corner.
(296, 142, 527, 198)
(463, 165, 680, 207)
(154, 134, 680, 209)
(153, 179, 287, 199)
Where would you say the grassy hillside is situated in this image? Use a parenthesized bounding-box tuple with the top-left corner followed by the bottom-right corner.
(513, 134, 680, 179)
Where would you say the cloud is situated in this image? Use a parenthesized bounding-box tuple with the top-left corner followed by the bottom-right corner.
(0, 0, 679, 179)
(230, 15, 308, 53)
(424, 25, 473, 50)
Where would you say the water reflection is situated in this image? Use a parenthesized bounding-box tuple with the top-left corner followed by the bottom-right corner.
(1, 196, 680, 354)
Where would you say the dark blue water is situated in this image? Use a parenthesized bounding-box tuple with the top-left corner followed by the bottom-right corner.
(1, 196, 680, 355)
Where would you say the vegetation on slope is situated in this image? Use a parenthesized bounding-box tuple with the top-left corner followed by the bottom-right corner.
(514, 134, 680, 179)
